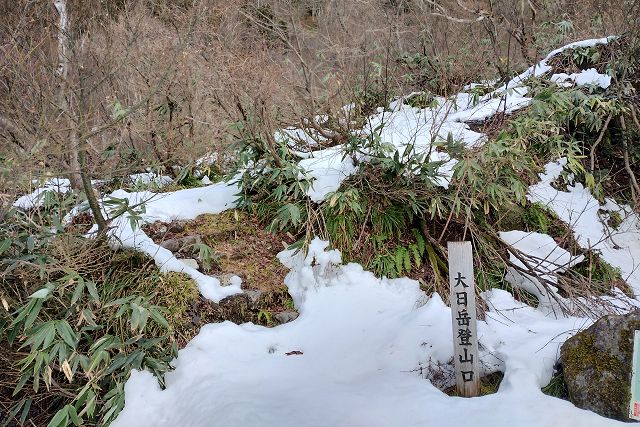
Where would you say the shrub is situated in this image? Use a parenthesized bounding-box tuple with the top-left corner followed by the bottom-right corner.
(0, 195, 198, 426)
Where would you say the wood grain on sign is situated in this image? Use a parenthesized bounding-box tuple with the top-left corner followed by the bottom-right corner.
(447, 241, 480, 397)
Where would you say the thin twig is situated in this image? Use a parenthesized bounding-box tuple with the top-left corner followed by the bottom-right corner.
(590, 113, 612, 172)
(620, 114, 640, 205)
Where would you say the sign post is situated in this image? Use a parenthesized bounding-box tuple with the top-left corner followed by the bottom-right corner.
(448, 241, 480, 397)
(629, 330, 640, 420)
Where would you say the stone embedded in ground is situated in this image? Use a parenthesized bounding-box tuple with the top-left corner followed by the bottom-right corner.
(170, 221, 186, 233)
(179, 258, 200, 270)
(160, 238, 180, 252)
(275, 311, 299, 324)
(560, 310, 640, 421)
(159, 234, 201, 253)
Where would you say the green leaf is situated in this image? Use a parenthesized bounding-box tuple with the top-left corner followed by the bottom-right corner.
(24, 299, 44, 329)
(403, 249, 411, 273)
(111, 100, 130, 121)
(42, 322, 57, 349)
(47, 406, 69, 427)
(19, 398, 32, 425)
(70, 280, 85, 306)
(67, 405, 81, 426)
(28, 288, 50, 299)
(0, 238, 11, 256)
(56, 321, 77, 348)
(130, 303, 141, 331)
(104, 354, 130, 376)
(410, 245, 421, 268)
(87, 350, 109, 373)
(90, 335, 120, 353)
(13, 372, 30, 395)
(86, 280, 99, 303)
(394, 248, 404, 275)
(149, 307, 170, 329)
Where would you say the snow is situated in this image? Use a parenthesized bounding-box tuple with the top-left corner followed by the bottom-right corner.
(13, 178, 72, 209)
(277, 126, 328, 150)
(113, 237, 623, 427)
(17, 174, 242, 302)
(97, 181, 243, 302)
(112, 38, 631, 427)
(14, 172, 173, 210)
(528, 159, 640, 297)
(295, 95, 491, 197)
(499, 230, 584, 277)
(551, 68, 612, 89)
(498, 230, 584, 314)
(127, 172, 173, 188)
(293, 37, 613, 201)
(501, 37, 613, 91)
(297, 146, 357, 202)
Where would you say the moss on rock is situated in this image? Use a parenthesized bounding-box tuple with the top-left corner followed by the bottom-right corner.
(560, 311, 640, 421)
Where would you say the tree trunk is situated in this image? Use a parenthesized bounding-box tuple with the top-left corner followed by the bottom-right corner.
(54, 0, 108, 233)
(54, 0, 82, 191)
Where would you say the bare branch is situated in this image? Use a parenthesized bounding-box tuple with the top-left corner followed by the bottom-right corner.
(590, 113, 612, 172)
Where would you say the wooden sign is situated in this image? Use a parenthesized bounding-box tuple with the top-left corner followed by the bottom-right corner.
(630, 330, 640, 420)
(448, 241, 480, 397)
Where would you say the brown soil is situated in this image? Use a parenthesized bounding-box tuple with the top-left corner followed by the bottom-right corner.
(143, 210, 299, 342)
(143, 210, 294, 293)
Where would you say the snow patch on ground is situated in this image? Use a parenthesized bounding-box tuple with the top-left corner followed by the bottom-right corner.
(503, 37, 612, 91)
(127, 172, 173, 188)
(297, 146, 357, 202)
(13, 178, 73, 210)
(98, 182, 242, 301)
(112, 237, 622, 427)
(551, 68, 612, 89)
(499, 230, 584, 278)
(293, 37, 612, 201)
(499, 230, 585, 313)
(529, 159, 640, 296)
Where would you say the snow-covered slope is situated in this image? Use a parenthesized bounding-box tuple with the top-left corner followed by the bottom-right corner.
(112, 239, 624, 427)
(293, 37, 615, 201)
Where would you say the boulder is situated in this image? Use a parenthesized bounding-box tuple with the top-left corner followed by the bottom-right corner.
(560, 310, 640, 421)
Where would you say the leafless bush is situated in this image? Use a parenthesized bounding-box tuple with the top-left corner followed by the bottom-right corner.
(0, 0, 634, 196)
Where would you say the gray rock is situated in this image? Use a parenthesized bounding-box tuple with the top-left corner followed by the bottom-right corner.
(275, 311, 299, 324)
(170, 221, 186, 233)
(159, 235, 201, 253)
(179, 234, 201, 247)
(160, 238, 180, 252)
(559, 309, 640, 421)
(179, 258, 200, 270)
